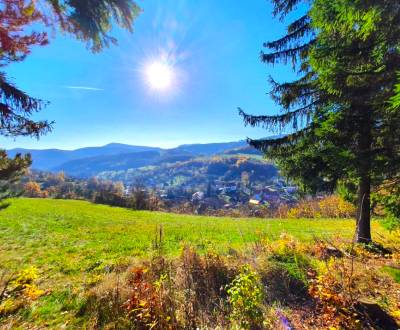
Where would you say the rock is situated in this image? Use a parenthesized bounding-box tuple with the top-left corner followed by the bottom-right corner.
(355, 299, 399, 330)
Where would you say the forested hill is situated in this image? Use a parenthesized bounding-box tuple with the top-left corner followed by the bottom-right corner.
(7, 143, 161, 171)
(7, 141, 261, 178)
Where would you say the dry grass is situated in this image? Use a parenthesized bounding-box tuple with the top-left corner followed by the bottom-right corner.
(79, 235, 400, 329)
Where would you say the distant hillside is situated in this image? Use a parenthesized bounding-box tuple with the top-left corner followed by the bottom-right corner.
(7, 140, 260, 176)
(171, 141, 248, 155)
(224, 145, 263, 156)
(53, 150, 195, 178)
(97, 155, 278, 191)
(8, 143, 161, 170)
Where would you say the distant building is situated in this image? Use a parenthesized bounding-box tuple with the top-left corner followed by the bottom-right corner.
(285, 186, 298, 194)
(192, 191, 205, 202)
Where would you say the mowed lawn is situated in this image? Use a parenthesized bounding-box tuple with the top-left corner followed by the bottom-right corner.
(0, 198, 374, 279)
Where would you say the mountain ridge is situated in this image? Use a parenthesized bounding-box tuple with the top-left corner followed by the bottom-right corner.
(7, 140, 258, 176)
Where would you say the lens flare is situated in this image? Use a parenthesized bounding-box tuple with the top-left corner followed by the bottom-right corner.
(145, 61, 174, 90)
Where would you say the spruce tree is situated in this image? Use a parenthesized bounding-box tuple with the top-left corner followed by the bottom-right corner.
(240, 0, 400, 243)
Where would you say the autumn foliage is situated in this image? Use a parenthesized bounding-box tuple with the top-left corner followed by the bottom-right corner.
(23, 181, 47, 198)
(0, 0, 48, 66)
(284, 195, 356, 219)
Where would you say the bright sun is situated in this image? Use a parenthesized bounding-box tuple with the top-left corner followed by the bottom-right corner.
(145, 61, 174, 91)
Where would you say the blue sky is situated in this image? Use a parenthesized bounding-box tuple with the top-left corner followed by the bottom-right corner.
(2, 0, 294, 150)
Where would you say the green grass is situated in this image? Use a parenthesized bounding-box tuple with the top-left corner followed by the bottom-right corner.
(382, 266, 400, 283)
(0, 198, 388, 328)
(0, 198, 359, 274)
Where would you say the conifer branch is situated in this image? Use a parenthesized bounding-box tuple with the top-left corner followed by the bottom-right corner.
(247, 126, 313, 153)
(239, 102, 316, 131)
(261, 42, 314, 66)
(264, 15, 312, 52)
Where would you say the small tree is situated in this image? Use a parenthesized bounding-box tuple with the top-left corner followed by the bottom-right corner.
(0, 151, 31, 204)
(23, 181, 43, 198)
(129, 184, 149, 210)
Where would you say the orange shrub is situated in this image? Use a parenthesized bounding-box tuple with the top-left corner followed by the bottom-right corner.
(23, 181, 47, 198)
(287, 199, 320, 218)
(318, 195, 355, 218)
(285, 195, 355, 219)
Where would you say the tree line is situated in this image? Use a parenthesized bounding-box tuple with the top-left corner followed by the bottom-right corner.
(21, 171, 162, 210)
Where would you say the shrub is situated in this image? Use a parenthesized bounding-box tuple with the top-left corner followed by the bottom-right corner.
(260, 235, 311, 303)
(124, 267, 174, 329)
(318, 195, 355, 218)
(175, 246, 232, 328)
(23, 181, 47, 198)
(227, 265, 264, 329)
(308, 258, 359, 329)
(286, 195, 355, 218)
(83, 272, 133, 328)
(0, 267, 44, 316)
(93, 190, 126, 207)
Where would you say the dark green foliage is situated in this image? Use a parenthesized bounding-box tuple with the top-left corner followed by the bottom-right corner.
(0, 150, 31, 205)
(0, 73, 52, 138)
(0, 73, 50, 204)
(47, 0, 141, 52)
(390, 74, 400, 109)
(240, 0, 400, 242)
(269, 252, 310, 285)
(372, 181, 400, 231)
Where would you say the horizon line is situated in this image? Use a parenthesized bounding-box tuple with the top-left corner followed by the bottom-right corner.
(6, 139, 250, 151)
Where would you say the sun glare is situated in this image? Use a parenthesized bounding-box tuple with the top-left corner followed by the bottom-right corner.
(145, 61, 174, 91)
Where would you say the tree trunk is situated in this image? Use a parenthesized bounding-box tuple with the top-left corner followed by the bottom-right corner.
(356, 173, 371, 243)
(355, 105, 372, 243)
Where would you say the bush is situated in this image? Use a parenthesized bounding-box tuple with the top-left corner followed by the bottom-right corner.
(175, 246, 232, 328)
(93, 190, 126, 207)
(23, 181, 47, 198)
(83, 272, 133, 328)
(318, 195, 356, 218)
(227, 265, 264, 329)
(74, 237, 400, 330)
(0, 267, 44, 316)
(124, 267, 175, 329)
(286, 195, 355, 218)
(260, 234, 311, 303)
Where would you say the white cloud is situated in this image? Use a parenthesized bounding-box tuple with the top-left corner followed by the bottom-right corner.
(64, 85, 104, 91)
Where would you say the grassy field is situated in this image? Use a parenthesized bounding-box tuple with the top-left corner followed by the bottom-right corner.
(1, 198, 361, 274)
(0, 198, 393, 328)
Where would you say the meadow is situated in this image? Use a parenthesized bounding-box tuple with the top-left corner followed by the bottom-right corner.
(1, 198, 359, 279)
(0, 198, 398, 329)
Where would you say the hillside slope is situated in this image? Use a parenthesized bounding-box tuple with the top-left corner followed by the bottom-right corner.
(0, 199, 396, 329)
(0, 198, 357, 265)
(7, 143, 161, 170)
(7, 141, 259, 175)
